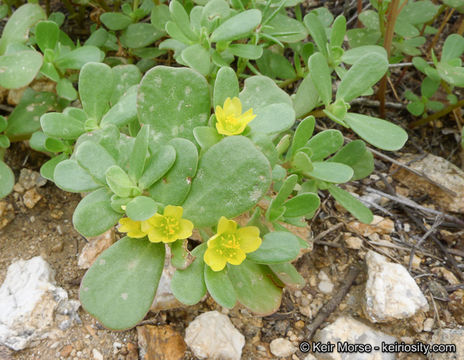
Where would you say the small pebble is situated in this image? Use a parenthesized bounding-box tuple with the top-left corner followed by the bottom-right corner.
(92, 348, 103, 360)
(270, 338, 297, 358)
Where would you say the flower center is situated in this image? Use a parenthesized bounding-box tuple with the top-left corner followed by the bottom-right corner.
(225, 115, 239, 127)
(160, 216, 179, 235)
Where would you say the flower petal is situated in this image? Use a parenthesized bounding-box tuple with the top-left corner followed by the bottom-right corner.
(239, 109, 256, 125)
(217, 216, 237, 234)
(119, 218, 142, 234)
(229, 97, 242, 116)
(237, 227, 262, 253)
(147, 227, 166, 243)
(177, 218, 194, 239)
(207, 234, 221, 248)
(226, 248, 246, 265)
(164, 205, 183, 219)
(204, 247, 227, 271)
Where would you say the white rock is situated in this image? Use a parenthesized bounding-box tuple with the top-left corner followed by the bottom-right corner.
(150, 248, 183, 311)
(270, 338, 297, 357)
(304, 355, 317, 360)
(345, 236, 363, 250)
(314, 316, 397, 360)
(92, 348, 103, 360)
(318, 271, 334, 294)
(429, 328, 464, 359)
(364, 251, 429, 322)
(0, 257, 80, 351)
(184, 311, 245, 360)
(78, 229, 115, 269)
(423, 318, 434, 332)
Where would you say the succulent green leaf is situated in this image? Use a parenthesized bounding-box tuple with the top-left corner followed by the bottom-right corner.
(100, 12, 133, 30)
(307, 129, 344, 161)
(283, 193, 320, 217)
(76, 141, 117, 183)
(120, 23, 164, 48)
(106, 165, 140, 198)
(227, 44, 263, 59)
(263, 13, 308, 43)
(330, 15, 346, 47)
(204, 266, 237, 309)
(305, 162, 353, 183)
(292, 151, 313, 173)
(56, 78, 77, 101)
(247, 231, 300, 264)
(40, 113, 86, 140)
(183, 136, 271, 227)
(344, 113, 408, 151)
(85, 28, 109, 47)
(181, 44, 211, 75)
(287, 116, 315, 159)
(240, 76, 292, 113)
(0, 161, 14, 199)
(73, 188, 122, 237)
(309, 52, 332, 106)
(169, 240, 192, 269)
(227, 260, 282, 315)
(129, 125, 150, 182)
(341, 45, 387, 65)
(269, 263, 305, 289)
(442, 34, 464, 62)
(111, 65, 142, 105)
(328, 140, 374, 180)
(214, 67, 239, 108)
(273, 174, 298, 207)
(149, 138, 197, 205)
(171, 243, 207, 305)
(304, 13, 328, 57)
(125, 196, 158, 221)
(0, 3, 46, 55)
(101, 86, 138, 128)
(138, 66, 210, 143)
(5, 90, 56, 141)
(35, 21, 59, 52)
(256, 50, 296, 80)
(79, 62, 113, 122)
(437, 62, 464, 87)
(80, 237, 165, 330)
(336, 53, 388, 102)
(55, 46, 104, 70)
(193, 126, 222, 150)
(210, 9, 262, 42)
(0, 51, 43, 89)
(54, 159, 101, 192)
(138, 145, 176, 190)
(292, 75, 319, 118)
(40, 154, 68, 181)
(328, 184, 373, 224)
(248, 103, 295, 139)
(151, 4, 171, 31)
(169, 0, 198, 41)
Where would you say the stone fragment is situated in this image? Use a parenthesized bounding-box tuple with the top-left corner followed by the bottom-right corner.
(304, 355, 317, 360)
(347, 215, 394, 237)
(137, 325, 186, 360)
(344, 236, 363, 250)
(429, 328, 464, 359)
(364, 251, 429, 323)
(184, 311, 245, 360)
(78, 229, 115, 269)
(391, 153, 464, 213)
(431, 267, 460, 285)
(17, 169, 46, 190)
(0, 201, 15, 230)
(423, 318, 434, 332)
(403, 254, 422, 269)
(314, 316, 397, 360)
(92, 348, 103, 360)
(318, 271, 334, 294)
(126, 342, 139, 360)
(269, 338, 297, 358)
(0, 257, 80, 351)
(23, 188, 42, 209)
(60, 344, 73, 357)
(150, 248, 183, 311)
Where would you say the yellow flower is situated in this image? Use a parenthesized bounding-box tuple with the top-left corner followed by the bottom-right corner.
(204, 216, 261, 272)
(141, 205, 194, 243)
(215, 97, 256, 136)
(118, 217, 146, 238)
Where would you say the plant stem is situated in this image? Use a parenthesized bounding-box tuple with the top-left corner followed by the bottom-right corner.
(277, 77, 300, 89)
(378, 0, 401, 118)
(426, 7, 455, 56)
(133, 0, 140, 11)
(409, 98, 464, 128)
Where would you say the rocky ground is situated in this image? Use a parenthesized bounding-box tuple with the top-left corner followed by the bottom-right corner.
(0, 134, 463, 360)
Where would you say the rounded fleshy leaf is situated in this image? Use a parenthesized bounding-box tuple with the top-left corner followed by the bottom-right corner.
(204, 266, 236, 309)
(0, 161, 14, 199)
(247, 232, 300, 264)
(0, 51, 43, 89)
(183, 136, 271, 227)
(80, 237, 165, 330)
(138, 66, 210, 143)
